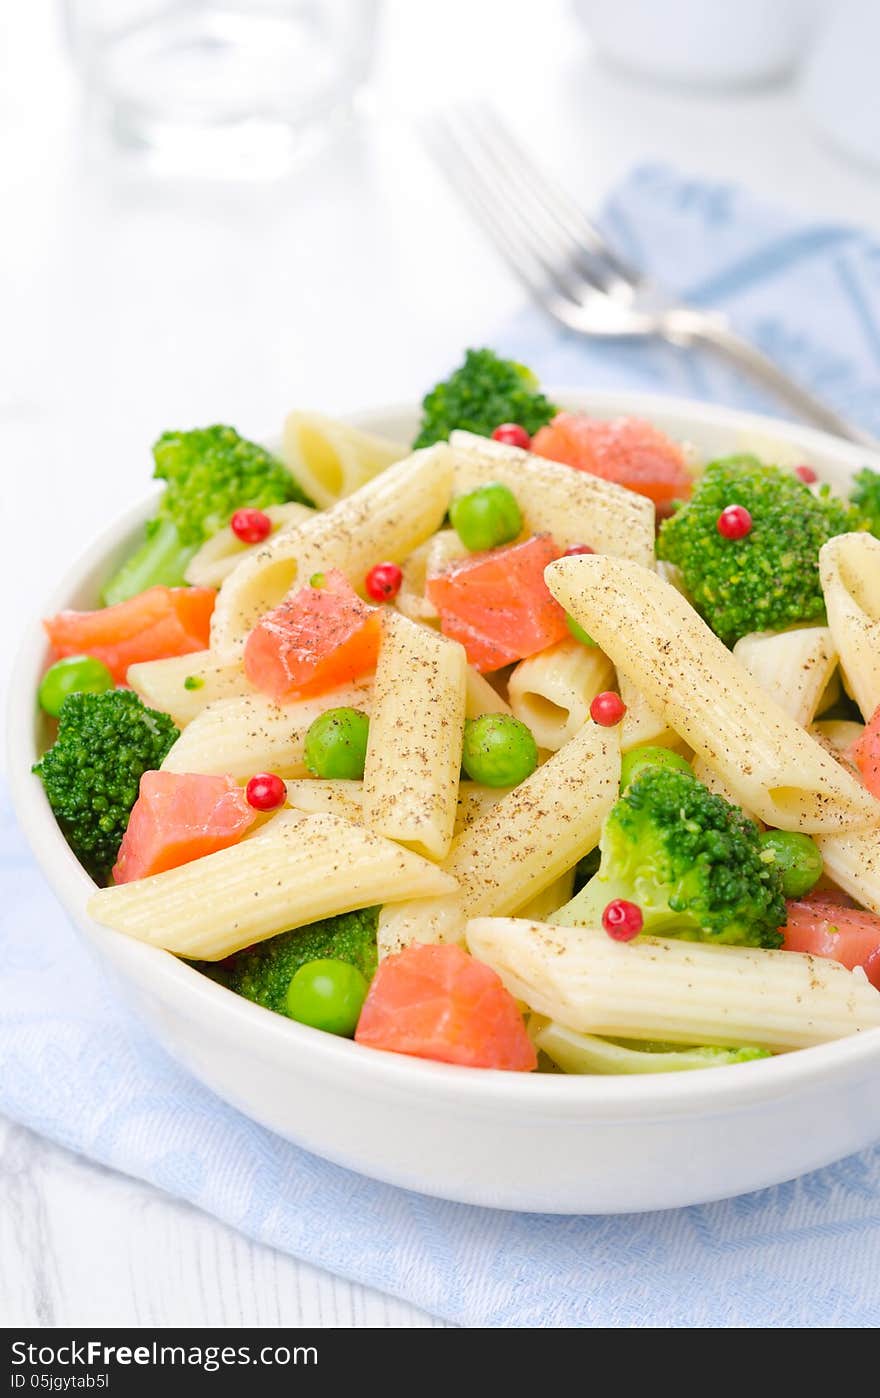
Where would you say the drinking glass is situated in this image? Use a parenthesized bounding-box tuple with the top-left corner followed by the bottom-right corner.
(62, 0, 380, 176)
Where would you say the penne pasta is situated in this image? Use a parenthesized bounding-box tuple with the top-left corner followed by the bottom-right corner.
(184, 503, 315, 588)
(209, 444, 455, 656)
(284, 778, 364, 823)
(820, 532, 880, 721)
(377, 718, 620, 957)
(363, 613, 467, 861)
(127, 650, 255, 728)
(815, 828, 880, 915)
(816, 668, 842, 717)
(508, 639, 614, 751)
(466, 919, 880, 1051)
(453, 781, 511, 834)
(691, 758, 755, 817)
(618, 674, 679, 753)
(732, 627, 837, 727)
(161, 682, 372, 779)
(395, 532, 468, 626)
(545, 555, 878, 833)
(810, 719, 864, 757)
(282, 411, 408, 508)
(464, 665, 512, 718)
(88, 811, 459, 960)
(516, 869, 576, 922)
(448, 430, 655, 566)
(394, 538, 437, 625)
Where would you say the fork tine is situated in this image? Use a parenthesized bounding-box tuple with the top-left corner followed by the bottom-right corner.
(438, 108, 587, 284)
(429, 112, 607, 321)
(425, 118, 576, 312)
(455, 104, 641, 293)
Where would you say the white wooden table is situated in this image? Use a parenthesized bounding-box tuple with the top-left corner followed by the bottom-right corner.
(3, 0, 879, 1329)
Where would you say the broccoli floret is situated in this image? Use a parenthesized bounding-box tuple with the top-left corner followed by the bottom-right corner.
(553, 767, 785, 948)
(200, 907, 378, 1015)
(102, 425, 312, 604)
(413, 348, 557, 448)
(850, 467, 880, 538)
(33, 690, 178, 883)
(657, 455, 852, 646)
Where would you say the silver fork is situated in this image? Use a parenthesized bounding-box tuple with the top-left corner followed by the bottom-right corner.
(426, 105, 875, 448)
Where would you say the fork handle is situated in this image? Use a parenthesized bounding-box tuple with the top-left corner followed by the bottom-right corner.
(667, 313, 877, 448)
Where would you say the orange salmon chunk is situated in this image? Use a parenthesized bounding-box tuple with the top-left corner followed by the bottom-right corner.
(44, 586, 216, 684)
(425, 534, 567, 672)
(355, 941, 536, 1071)
(533, 412, 692, 506)
(244, 568, 380, 701)
(112, 770, 257, 883)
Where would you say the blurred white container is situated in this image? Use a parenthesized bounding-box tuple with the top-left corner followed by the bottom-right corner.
(801, 0, 880, 171)
(574, 0, 824, 89)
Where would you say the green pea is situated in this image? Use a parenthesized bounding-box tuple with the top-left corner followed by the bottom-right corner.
(620, 746, 692, 790)
(565, 613, 596, 647)
(759, 830, 823, 898)
(461, 714, 538, 788)
(304, 708, 370, 780)
(38, 655, 114, 718)
(284, 959, 369, 1037)
(450, 482, 523, 552)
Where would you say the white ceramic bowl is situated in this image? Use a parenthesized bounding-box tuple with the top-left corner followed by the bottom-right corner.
(9, 391, 880, 1215)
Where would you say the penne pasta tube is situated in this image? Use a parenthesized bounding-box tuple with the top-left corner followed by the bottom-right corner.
(88, 811, 459, 960)
(466, 919, 880, 1051)
(516, 869, 576, 922)
(284, 778, 364, 823)
(618, 674, 679, 753)
(810, 719, 864, 756)
(127, 650, 255, 728)
(820, 532, 880, 721)
(363, 614, 467, 861)
(184, 503, 315, 588)
(732, 627, 837, 727)
(453, 781, 511, 834)
(508, 639, 614, 751)
(395, 532, 468, 626)
(545, 555, 878, 833)
(448, 431, 655, 566)
(465, 665, 512, 718)
(532, 1019, 768, 1074)
(377, 718, 620, 957)
(815, 829, 880, 915)
(282, 412, 408, 508)
(816, 668, 842, 717)
(209, 445, 454, 656)
(691, 758, 756, 819)
(161, 682, 372, 779)
(395, 538, 437, 625)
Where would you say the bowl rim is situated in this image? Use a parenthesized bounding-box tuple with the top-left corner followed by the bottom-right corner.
(9, 387, 880, 1123)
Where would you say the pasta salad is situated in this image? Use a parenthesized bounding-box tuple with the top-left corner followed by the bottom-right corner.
(33, 349, 880, 1074)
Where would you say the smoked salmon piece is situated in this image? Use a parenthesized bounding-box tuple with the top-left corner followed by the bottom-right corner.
(783, 894, 880, 989)
(355, 941, 536, 1071)
(244, 568, 381, 701)
(45, 586, 215, 684)
(532, 413, 692, 507)
(425, 534, 567, 672)
(112, 770, 257, 883)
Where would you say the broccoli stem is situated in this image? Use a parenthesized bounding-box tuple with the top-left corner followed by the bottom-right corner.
(553, 871, 688, 935)
(101, 518, 199, 606)
(552, 874, 616, 930)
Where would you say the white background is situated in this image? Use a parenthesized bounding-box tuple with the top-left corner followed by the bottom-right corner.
(3, 0, 880, 1328)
